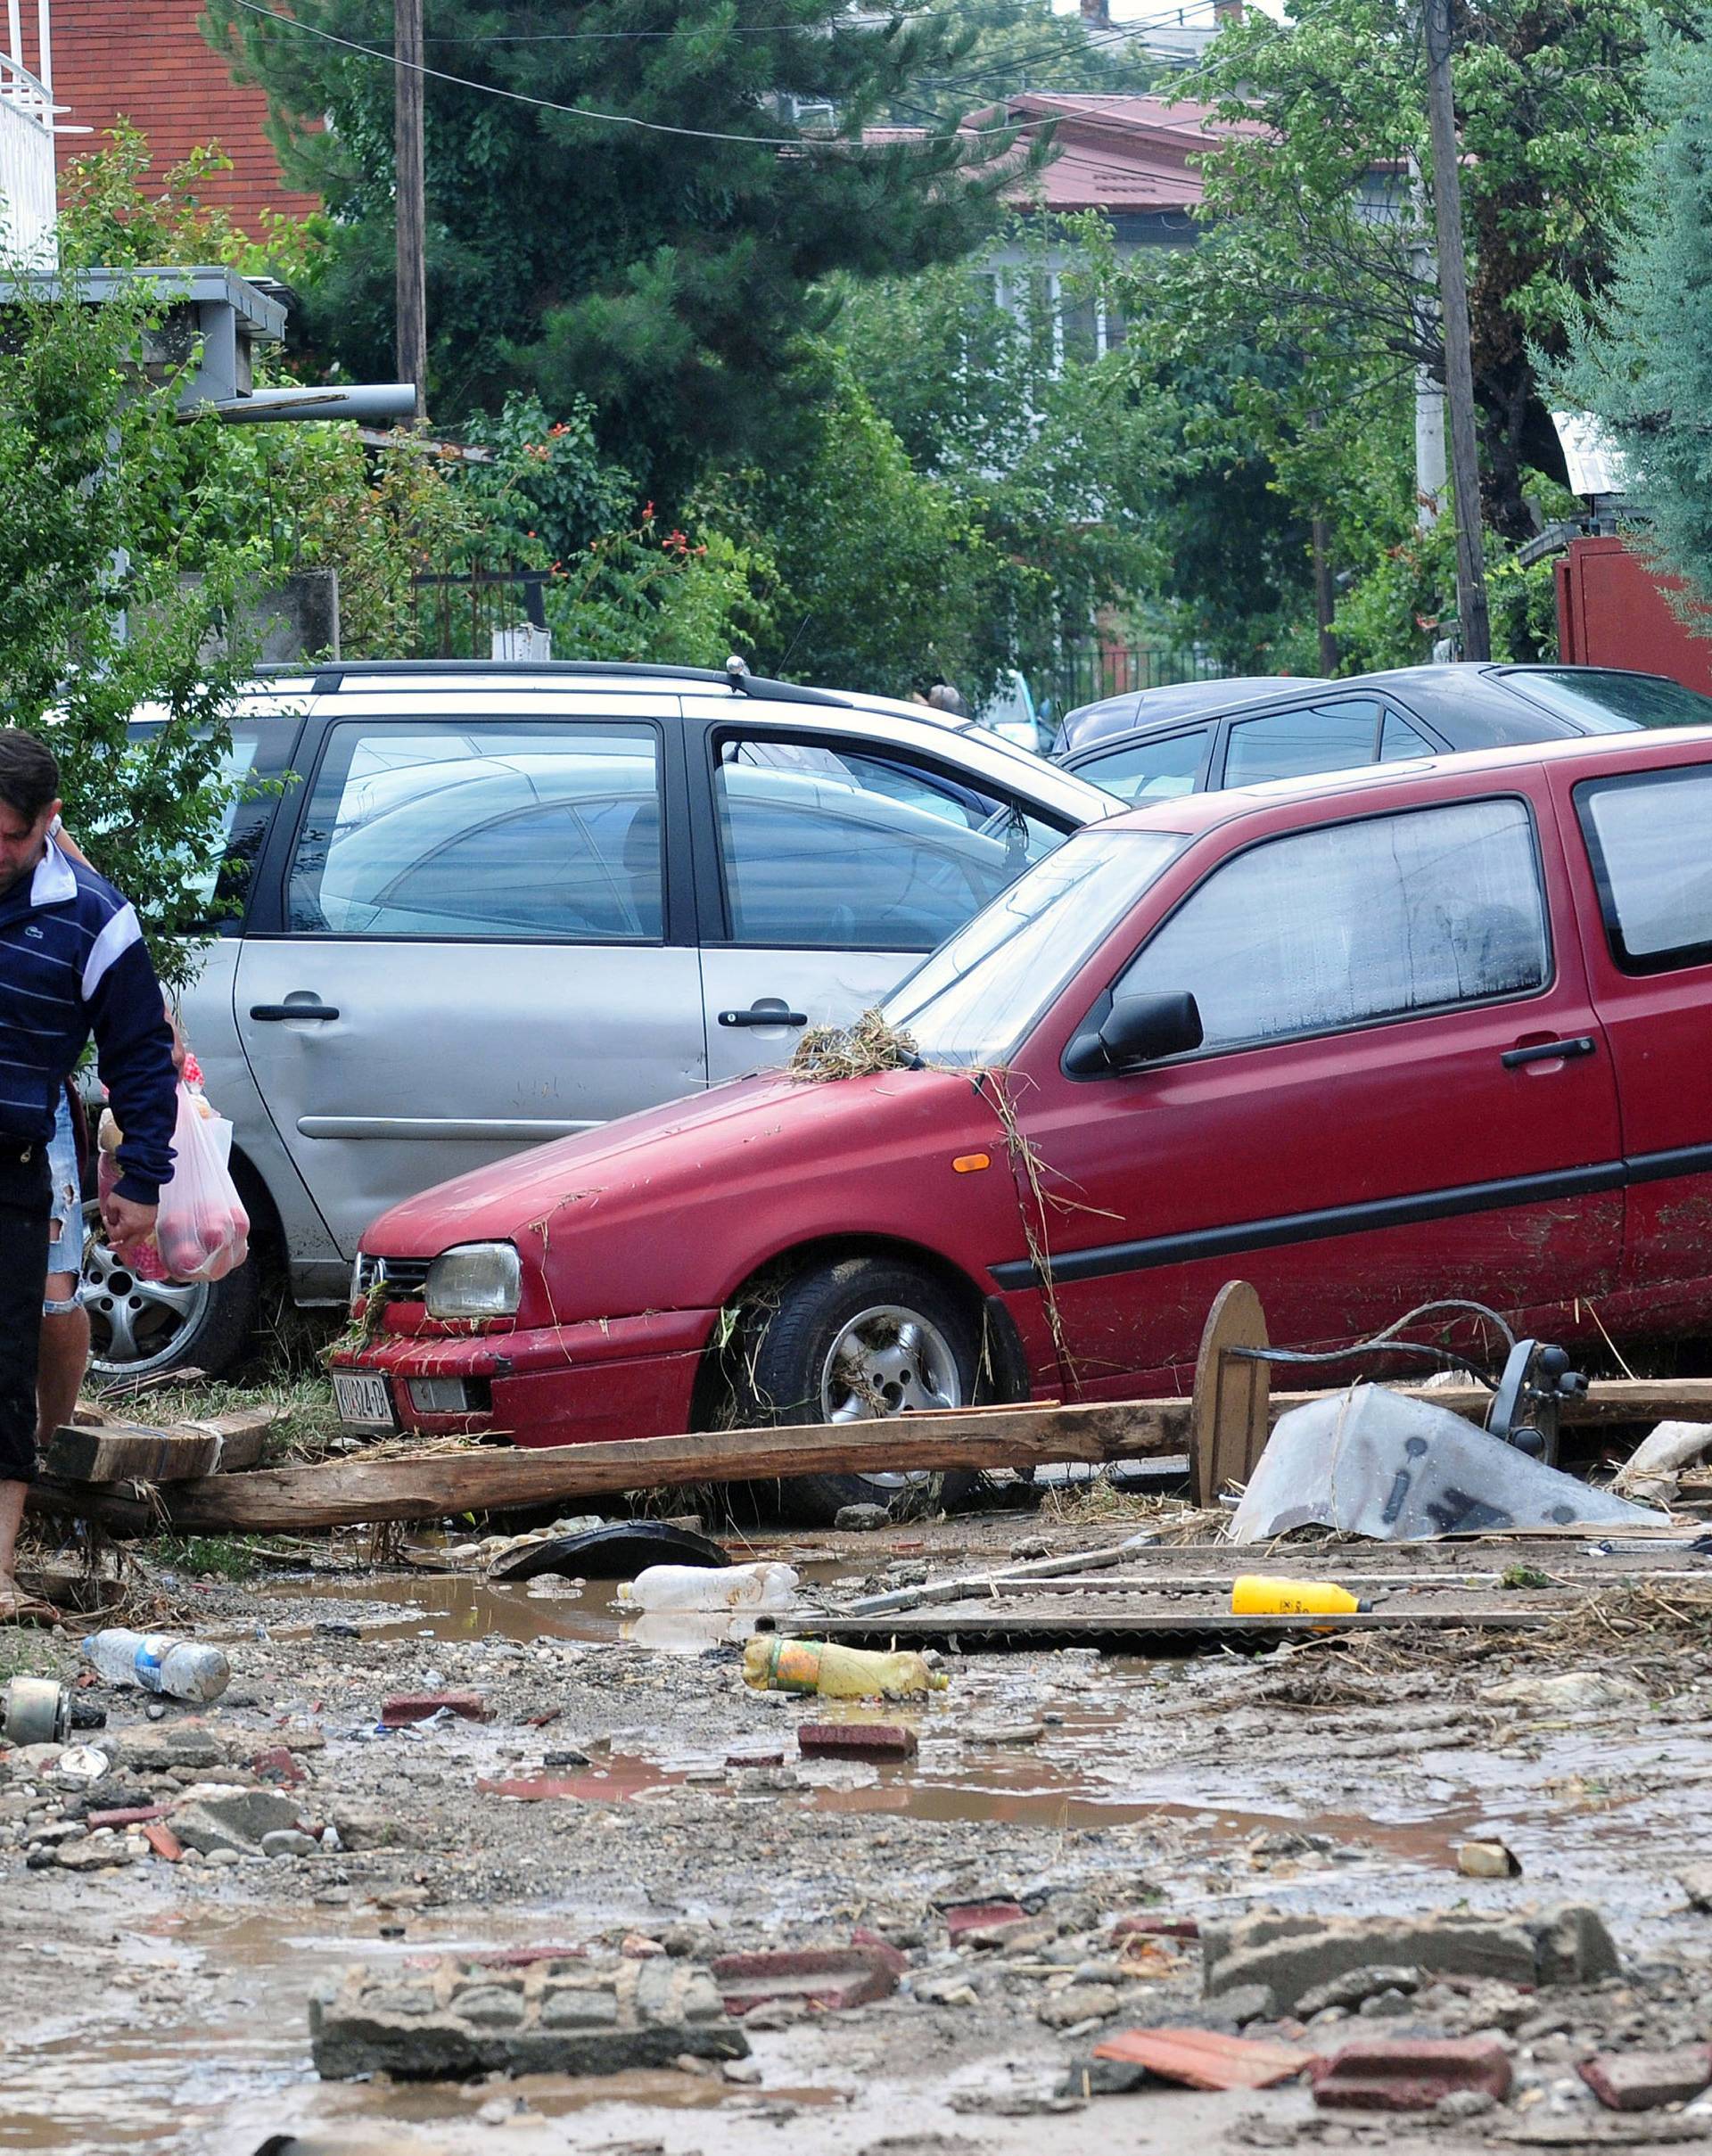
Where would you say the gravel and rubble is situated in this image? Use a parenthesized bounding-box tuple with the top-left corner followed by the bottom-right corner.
(3, 1510, 1712, 2152)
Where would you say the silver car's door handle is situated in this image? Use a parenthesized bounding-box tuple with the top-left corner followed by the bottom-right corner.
(251, 1002, 341, 1022)
(719, 1004, 809, 1028)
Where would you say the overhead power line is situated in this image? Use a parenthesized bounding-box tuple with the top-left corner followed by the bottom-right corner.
(232, 0, 1236, 156)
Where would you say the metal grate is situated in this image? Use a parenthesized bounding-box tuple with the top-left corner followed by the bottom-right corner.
(356, 1254, 432, 1301)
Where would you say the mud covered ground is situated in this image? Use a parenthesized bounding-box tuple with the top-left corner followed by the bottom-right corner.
(4, 1507, 1712, 2156)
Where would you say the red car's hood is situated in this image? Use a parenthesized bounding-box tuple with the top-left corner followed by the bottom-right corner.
(363, 1063, 989, 1263)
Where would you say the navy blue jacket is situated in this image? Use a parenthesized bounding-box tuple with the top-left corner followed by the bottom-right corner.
(0, 839, 177, 1202)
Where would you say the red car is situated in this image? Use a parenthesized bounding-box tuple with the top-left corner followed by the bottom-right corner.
(334, 727, 1712, 1521)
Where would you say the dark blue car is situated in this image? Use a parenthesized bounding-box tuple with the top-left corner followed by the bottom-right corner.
(1055, 663, 1712, 802)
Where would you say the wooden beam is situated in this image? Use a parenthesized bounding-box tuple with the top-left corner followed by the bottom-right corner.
(754, 1608, 1552, 1648)
(29, 1397, 1189, 1535)
(24, 1370, 1703, 1537)
(41, 1405, 279, 1485)
(42, 1423, 220, 1484)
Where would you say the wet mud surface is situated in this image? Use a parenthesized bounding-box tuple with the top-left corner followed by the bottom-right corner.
(4, 1516, 1712, 2152)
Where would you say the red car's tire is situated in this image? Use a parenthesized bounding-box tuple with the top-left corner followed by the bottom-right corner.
(742, 1255, 983, 1527)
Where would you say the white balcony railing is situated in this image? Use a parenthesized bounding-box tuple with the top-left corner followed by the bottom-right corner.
(0, 50, 55, 266)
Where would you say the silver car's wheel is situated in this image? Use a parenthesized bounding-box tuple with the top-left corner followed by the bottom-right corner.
(79, 1200, 258, 1380)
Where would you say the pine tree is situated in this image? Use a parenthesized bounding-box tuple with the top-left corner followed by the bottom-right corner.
(1564, 10, 1712, 603)
(205, 0, 1033, 499)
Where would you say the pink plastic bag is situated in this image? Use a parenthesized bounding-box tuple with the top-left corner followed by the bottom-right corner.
(149, 1082, 251, 1283)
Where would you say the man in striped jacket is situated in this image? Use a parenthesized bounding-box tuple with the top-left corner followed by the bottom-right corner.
(0, 728, 177, 1622)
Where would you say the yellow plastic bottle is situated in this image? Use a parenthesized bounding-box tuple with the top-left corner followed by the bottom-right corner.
(742, 1635, 948, 1698)
(1230, 1574, 1370, 1617)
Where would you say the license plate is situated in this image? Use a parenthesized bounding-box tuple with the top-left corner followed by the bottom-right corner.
(333, 1371, 396, 1432)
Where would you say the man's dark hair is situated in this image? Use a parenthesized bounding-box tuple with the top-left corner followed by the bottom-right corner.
(0, 728, 60, 821)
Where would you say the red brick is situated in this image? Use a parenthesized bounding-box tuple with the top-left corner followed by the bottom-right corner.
(945, 1900, 1030, 1938)
(726, 1745, 785, 1768)
(1094, 2028, 1313, 2092)
(141, 1820, 184, 1864)
(380, 1692, 490, 1727)
(798, 1722, 916, 1762)
(1312, 2037, 1513, 2112)
(711, 1943, 907, 2016)
(251, 1747, 306, 1786)
(86, 1805, 172, 1831)
(1579, 2050, 1712, 2112)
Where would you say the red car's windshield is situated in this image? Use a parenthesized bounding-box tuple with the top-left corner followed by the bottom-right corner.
(884, 826, 1188, 1066)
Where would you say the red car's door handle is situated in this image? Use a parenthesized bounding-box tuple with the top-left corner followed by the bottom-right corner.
(1501, 1035, 1596, 1069)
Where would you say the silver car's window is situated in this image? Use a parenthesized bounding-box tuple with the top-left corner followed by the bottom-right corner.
(714, 737, 1065, 951)
(1222, 699, 1382, 787)
(288, 721, 664, 941)
(1117, 797, 1547, 1054)
(885, 827, 1188, 1066)
(1077, 725, 1212, 802)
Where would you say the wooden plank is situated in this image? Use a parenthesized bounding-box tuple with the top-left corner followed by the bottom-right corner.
(26, 1370, 1710, 1536)
(755, 1608, 1552, 1649)
(27, 1396, 1192, 1535)
(41, 1423, 221, 1485)
(1190, 1280, 1270, 1507)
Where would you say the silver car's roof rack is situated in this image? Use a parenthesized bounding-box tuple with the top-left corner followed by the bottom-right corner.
(252, 659, 853, 710)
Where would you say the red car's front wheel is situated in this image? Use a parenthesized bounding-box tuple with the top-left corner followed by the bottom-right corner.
(743, 1255, 984, 1526)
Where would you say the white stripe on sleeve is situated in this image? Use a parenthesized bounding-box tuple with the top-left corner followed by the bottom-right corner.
(80, 902, 143, 1000)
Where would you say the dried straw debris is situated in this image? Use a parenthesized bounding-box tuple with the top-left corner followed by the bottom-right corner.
(787, 1007, 919, 1083)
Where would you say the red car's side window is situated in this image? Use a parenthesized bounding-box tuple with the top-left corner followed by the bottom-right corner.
(1111, 796, 1549, 1057)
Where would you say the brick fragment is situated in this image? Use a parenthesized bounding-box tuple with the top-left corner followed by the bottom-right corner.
(381, 1692, 490, 1727)
(1311, 2037, 1513, 2112)
(711, 1943, 907, 2016)
(945, 1900, 1030, 1939)
(86, 1805, 172, 1831)
(797, 1722, 916, 1762)
(1112, 1913, 1200, 1941)
(141, 1820, 184, 1864)
(1579, 2049, 1712, 2112)
(251, 1746, 306, 1786)
(1093, 2028, 1312, 2092)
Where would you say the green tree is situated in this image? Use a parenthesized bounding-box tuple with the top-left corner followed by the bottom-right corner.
(203, 0, 1037, 500)
(1561, 9, 1712, 612)
(0, 225, 262, 981)
(876, 0, 1156, 123)
(1111, 0, 1668, 547)
(834, 247, 1163, 686)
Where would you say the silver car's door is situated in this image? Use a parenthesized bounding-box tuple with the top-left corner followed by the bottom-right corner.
(691, 721, 1074, 1085)
(232, 700, 704, 1258)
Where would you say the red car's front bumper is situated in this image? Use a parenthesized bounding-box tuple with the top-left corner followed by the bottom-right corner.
(332, 1307, 718, 1447)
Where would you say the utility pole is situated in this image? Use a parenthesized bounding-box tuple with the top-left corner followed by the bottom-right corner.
(1421, 0, 1489, 659)
(395, 0, 427, 424)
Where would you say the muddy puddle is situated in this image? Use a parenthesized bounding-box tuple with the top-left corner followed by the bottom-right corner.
(0, 1911, 841, 2156)
(263, 1559, 865, 1651)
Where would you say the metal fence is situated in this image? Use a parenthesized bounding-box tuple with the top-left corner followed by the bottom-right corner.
(1046, 640, 1225, 720)
(411, 568, 550, 659)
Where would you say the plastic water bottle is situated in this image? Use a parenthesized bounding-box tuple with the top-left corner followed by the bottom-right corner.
(82, 1628, 231, 1703)
(618, 1562, 798, 1612)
